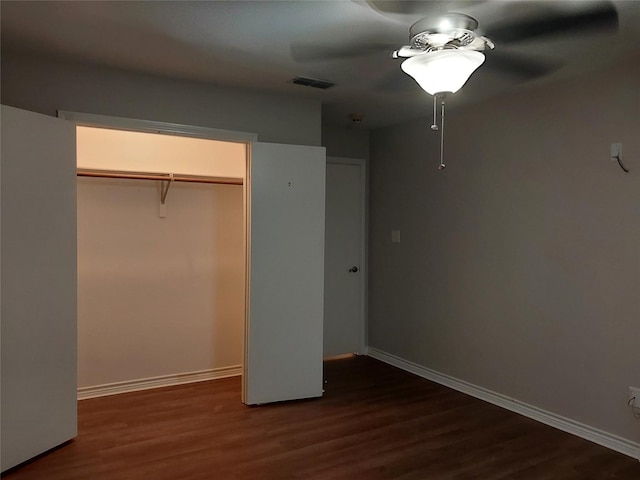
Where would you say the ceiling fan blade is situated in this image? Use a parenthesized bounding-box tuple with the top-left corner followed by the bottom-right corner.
(487, 1, 618, 44)
(483, 51, 561, 80)
(375, 67, 420, 93)
(366, 1, 487, 17)
(367, 0, 437, 16)
(290, 42, 393, 63)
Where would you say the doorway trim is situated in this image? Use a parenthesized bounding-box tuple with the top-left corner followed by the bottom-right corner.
(57, 110, 257, 143)
(326, 156, 367, 355)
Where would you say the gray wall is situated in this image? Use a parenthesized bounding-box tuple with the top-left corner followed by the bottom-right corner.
(368, 58, 639, 442)
(322, 123, 370, 160)
(77, 179, 245, 389)
(1, 52, 321, 146)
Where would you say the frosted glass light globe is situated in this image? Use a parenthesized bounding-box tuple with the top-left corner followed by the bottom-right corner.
(401, 50, 485, 95)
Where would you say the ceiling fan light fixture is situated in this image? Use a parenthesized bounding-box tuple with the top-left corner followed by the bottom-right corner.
(401, 49, 485, 95)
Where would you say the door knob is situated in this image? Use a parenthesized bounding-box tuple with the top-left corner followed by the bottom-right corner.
(348, 266, 359, 273)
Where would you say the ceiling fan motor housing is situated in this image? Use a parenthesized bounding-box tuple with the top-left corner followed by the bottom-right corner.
(401, 13, 493, 55)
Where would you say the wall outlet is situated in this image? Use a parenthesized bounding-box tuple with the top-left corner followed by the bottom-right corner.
(629, 386, 640, 408)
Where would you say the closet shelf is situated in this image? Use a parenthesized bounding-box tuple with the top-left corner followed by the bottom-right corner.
(76, 168, 243, 185)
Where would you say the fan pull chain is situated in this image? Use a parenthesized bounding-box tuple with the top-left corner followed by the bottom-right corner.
(438, 98, 446, 170)
(431, 95, 439, 131)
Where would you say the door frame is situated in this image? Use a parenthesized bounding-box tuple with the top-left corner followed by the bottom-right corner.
(58, 110, 256, 401)
(58, 111, 257, 143)
(326, 156, 367, 355)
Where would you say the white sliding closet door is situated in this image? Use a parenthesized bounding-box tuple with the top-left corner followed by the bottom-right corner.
(1, 106, 77, 471)
(244, 142, 326, 405)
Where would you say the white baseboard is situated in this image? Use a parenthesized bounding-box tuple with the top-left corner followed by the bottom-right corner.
(78, 365, 242, 400)
(367, 347, 640, 461)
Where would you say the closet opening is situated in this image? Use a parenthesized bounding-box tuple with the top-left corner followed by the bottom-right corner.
(75, 125, 247, 400)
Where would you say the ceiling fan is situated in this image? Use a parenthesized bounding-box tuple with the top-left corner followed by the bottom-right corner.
(292, 1, 619, 88)
(393, 12, 494, 60)
(293, 1, 618, 170)
(389, 12, 498, 169)
(392, 12, 494, 96)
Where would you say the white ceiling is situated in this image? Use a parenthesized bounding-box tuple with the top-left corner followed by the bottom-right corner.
(2, 0, 639, 129)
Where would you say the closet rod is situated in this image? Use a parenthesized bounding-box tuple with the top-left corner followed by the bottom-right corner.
(77, 168, 243, 185)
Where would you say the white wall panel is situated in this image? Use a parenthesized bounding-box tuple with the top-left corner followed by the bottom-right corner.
(1, 105, 77, 472)
(246, 142, 326, 405)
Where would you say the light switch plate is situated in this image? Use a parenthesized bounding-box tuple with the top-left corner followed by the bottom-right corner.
(391, 230, 401, 243)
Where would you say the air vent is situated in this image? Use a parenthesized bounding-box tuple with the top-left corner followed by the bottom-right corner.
(291, 76, 334, 89)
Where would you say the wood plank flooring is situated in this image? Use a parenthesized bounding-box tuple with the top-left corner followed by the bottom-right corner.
(4, 356, 639, 479)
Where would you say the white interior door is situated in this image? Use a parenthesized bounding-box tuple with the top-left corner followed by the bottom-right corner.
(1, 105, 77, 472)
(323, 160, 365, 357)
(244, 142, 326, 405)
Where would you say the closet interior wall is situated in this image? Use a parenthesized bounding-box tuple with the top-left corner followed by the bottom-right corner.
(76, 127, 246, 391)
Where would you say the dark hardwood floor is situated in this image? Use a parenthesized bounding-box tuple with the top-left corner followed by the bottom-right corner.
(4, 356, 639, 479)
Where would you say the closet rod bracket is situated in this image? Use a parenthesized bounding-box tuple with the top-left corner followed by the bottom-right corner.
(160, 174, 174, 205)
